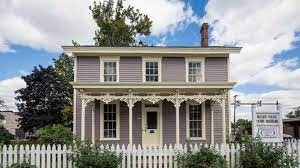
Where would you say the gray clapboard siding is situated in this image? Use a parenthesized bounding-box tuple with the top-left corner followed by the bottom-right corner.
(76, 56, 100, 82)
(162, 57, 185, 82)
(119, 57, 142, 82)
(205, 57, 228, 82)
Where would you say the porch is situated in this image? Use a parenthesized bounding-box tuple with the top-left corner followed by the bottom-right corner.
(73, 82, 232, 145)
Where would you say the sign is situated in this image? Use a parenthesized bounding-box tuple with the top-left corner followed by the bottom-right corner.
(252, 105, 283, 142)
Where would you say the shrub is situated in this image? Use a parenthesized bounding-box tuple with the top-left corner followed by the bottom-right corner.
(239, 138, 299, 168)
(176, 147, 227, 168)
(7, 162, 36, 168)
(0, 125, 13, 144)
(37, 124, 73, 145)
(72, 141, 122, 168)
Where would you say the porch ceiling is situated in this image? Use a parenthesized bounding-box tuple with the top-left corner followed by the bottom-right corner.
(71, 82, 236, 93)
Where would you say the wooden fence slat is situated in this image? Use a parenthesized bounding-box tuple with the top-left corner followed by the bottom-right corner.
(132, 145, 137, 168)
(8, 145, 13, 166)
(36, 145, 41, 168)
(41, 145, 46, 168)
(46, 144, 51, 168)
(62, 145, 67, 168)
(57, 144, 62, 168)
(3, 145, 8, 168)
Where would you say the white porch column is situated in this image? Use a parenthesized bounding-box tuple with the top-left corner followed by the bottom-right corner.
(210, 101, 214, 144)
(175, 98, 180, 145)
(128, 98, 134, 145)
(81, 100, 86, 141)
(91, 100, 95, 144)
(221, 98, 226, 143)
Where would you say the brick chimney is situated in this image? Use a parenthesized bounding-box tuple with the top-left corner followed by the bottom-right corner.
(200, 23, 209, 47)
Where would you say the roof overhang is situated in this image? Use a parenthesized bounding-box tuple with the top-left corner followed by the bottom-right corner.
(72, 82, 236, 93)
(62, 46, 242, 57)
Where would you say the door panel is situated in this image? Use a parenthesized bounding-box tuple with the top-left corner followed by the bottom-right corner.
(142, 103, 161, 146)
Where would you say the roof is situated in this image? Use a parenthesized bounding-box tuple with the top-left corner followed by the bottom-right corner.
(62, 46, 242, 56)
(283, 118, 300, 122)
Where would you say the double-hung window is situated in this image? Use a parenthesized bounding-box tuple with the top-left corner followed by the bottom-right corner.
(100, 102, 120, 140)
(186, 101, 205, 140)
(186, 58, 204, 82)
(143, 58, 161, 82)
(100, 57, 119, 82)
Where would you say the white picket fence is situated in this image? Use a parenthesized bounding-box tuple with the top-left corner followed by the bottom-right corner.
(1, 141, 300, 168)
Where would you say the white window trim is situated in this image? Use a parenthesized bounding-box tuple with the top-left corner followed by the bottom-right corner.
(100, 56, 120, 82)
(186, 100, 206, 140)
(142, 57, 162, 83)
(185, 57, 205, 83)
(99, 101, 120, 141)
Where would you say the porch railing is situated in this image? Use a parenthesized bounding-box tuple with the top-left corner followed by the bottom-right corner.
(1, 140, 300, 168)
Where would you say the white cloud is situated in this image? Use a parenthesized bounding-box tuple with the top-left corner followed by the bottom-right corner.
(0, 77, 25, 111)
(125, 0, 199, 36)
(204, 0, 300, 121)
(250, 58, 300, 89)
(0, 0, 198, 53)
(204, 0, 300, 85)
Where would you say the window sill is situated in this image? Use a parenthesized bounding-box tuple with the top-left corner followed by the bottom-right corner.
(187, 137, 206, 141)
(99, 138, 120, 141)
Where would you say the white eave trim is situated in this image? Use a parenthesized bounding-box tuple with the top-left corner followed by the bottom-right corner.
(62, 46, 242, 55)
(71, 82, 236, 89)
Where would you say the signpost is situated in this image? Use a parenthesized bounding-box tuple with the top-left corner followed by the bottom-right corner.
(252, 103, 283, 142)
(232, 98, 283, 143)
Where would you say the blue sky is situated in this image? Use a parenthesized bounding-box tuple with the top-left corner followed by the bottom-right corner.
(0, 0, 300, 120)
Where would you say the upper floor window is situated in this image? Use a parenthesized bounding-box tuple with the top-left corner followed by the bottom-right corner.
(185, 58, 204, 82)
(143, 58, 161, 82)
(104, 62, 116, 82)
(100, 57, 119, 82)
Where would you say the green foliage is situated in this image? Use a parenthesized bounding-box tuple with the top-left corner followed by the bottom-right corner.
(0, 125, 13, 144)
(72, 141, 122, 168)
(37, 124, 73, 145)
(89, 0, 152, 46)
(286, 106, 300, 118)
(176, 147, 227, 168)
(15, 65, 69, 132)
(7, 161, 36, 168)
(239, 138, 299, 168)
(53, 53, 74, 127)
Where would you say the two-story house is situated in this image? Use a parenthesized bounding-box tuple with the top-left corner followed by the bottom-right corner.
(63, 23, 241, 146)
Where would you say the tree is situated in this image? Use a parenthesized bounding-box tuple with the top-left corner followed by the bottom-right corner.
(286, 106, 300, 118)
(53, 53, 74, 127)
(15, 65, 69, 132)
(0, 125, 13, 144)
(37, 124, 73, 145)
(89, 0, 152, 46)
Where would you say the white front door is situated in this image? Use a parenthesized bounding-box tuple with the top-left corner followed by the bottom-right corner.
(142, 101, 162, 146)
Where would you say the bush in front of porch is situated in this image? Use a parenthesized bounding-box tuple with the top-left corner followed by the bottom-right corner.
(72, 141, 122, 168)
(239, 138, 299, 168)
(176, 146, 227, 168)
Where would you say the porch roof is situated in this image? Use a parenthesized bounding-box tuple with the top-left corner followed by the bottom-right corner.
(72, 82, 236, 93)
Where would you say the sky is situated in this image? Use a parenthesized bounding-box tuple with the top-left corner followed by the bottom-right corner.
(0, 0, 300, 120)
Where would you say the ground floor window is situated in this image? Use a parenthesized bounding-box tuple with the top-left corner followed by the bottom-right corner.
(186, 101, 205, 140)
(100, 101, 120, 140)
